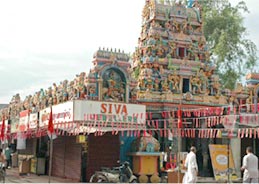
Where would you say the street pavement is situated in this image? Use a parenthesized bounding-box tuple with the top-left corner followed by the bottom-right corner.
(4, 167, 77, 183)
(3, 167, 242, 183)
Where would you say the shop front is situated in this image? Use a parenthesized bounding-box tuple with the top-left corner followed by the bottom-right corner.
(5, 99, 146, 181)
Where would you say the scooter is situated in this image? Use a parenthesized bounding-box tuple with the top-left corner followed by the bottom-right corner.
(89, 161, 137, 183)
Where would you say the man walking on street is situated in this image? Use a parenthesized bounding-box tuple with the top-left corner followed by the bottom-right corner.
(241, 146, 258, 183)
(183, 146, 198, 183)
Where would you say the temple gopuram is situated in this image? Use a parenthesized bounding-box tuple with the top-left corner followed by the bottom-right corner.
(0, 0, 258, 183)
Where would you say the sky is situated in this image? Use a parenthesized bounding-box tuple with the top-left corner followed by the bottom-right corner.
(0, 0, 258, 104)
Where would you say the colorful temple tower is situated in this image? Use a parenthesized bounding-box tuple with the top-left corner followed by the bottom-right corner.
(133, 0, 227, 105)
(130, 0, 233, 177)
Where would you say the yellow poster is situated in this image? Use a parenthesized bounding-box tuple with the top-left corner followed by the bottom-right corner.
(209, 144, 238, 181)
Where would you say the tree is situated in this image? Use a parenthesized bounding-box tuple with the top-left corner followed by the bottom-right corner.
(200, 0, 258, 89)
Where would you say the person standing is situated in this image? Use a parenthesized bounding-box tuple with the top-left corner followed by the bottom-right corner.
(0, 149, 6, 170)
(241, 146, 258, 183)
(183, 146, 198, 183)
(5, 146, 12, 169)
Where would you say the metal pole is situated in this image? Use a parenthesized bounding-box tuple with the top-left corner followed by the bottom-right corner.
(254, 95, 258, 154)
(177, 98, 182, 184)
(48, 134, 53, 183)
(227, 138, 230, 183)
(177, 129, 181, 183)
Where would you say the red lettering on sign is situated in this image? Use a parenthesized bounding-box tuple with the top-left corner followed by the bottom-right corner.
(101, 103, 107, 113)
(100, 103, 128, 115)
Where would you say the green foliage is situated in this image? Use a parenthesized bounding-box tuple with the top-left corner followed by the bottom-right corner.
(200, 0, 258, 89)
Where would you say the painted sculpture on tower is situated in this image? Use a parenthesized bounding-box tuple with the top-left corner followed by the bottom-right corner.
(132, 0, 229, 105)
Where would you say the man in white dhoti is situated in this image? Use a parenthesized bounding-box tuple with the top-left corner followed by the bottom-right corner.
(241, 146, 258, 183)
(183, 146, 198, 183)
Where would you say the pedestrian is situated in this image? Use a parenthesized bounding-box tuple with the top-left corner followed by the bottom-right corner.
(241, 146, 258, 183)
(182, 146, 198, 184)
(0, 149, 6, 170)
(5, 145, 13, 168)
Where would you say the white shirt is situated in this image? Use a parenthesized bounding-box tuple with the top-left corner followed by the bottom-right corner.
(183, 151, 198, 183)
(242, 153, 258, 180)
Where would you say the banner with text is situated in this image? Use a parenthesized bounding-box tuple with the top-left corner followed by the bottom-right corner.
(209, 144, 238, 181)
(11, 118, 19, 133)
(74, 100, 146, 124)
(39, 102, 74, 128)
(39, 107, 51, 127)
(29, 113, 38, 129)
(52, 101, 73, 124)
(19, 110, 30, 132)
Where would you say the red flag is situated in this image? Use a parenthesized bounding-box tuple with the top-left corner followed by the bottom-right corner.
(177, 106, 182, 129)
(1, 117, 5, 141)
(48, 108, 54, 133)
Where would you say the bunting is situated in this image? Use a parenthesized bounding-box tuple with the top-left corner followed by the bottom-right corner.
(0, 117, 5, 141)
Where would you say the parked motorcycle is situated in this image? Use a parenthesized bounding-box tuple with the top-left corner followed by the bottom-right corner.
(89, 161, 137, 183)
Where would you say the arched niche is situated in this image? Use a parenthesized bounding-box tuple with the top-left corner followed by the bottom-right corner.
(100, 67, 128, 102)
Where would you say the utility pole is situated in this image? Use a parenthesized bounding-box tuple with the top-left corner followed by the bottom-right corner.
(177, 98, 182, 184)
(48, 134, 53, 183)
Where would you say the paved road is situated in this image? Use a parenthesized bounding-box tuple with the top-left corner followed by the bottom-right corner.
(4, 168, 76, 183)
(3, 167, 242, 183)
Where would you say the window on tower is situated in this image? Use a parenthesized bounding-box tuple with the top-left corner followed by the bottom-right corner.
(179, 48, 185, 59)
(182, 78, 190, 93)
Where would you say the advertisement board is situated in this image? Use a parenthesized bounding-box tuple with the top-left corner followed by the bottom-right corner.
(29, 113, 38, 129)
(19, 110, 30, 132)
(11, 118, 19, 133)
(209, 144, 238, 181)
(52, 101, 73, 124)
(39, 107, 51, 127)
(39, 101, 74, 128)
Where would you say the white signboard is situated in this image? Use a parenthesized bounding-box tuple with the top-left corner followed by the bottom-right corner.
(11, 118, 19, 133)
(19, 110, 30, 132)
(29, 113, 38, 129)
(39, 102, 74, 128)
(52, 101, 73, 123)
(74, 100, 146, 124)
(39, 107, 51, 127)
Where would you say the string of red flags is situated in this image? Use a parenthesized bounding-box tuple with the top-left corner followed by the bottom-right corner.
(2, 113, 259, 138)
(145, 103, 259, 120)
(58, 128, 259, 139)
(4, 118, 259, 139)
